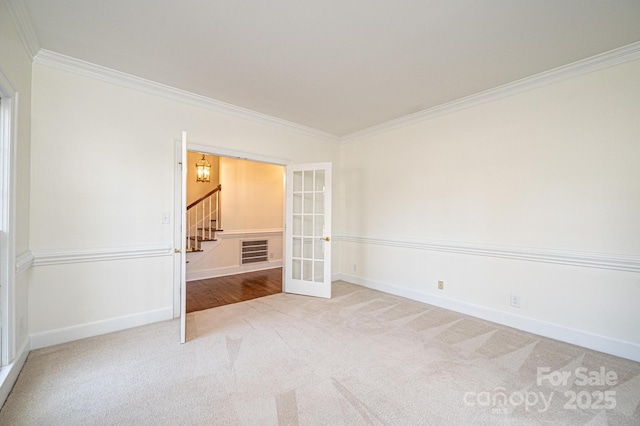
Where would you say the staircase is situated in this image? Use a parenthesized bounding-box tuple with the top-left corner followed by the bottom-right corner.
(187, 184, 223, 252)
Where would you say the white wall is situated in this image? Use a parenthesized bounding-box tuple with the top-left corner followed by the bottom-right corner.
(29, 62, 339, 344)
(0, 1, 31, 257)
(0, 0, 33, 401)
(338, 59, 640, 359)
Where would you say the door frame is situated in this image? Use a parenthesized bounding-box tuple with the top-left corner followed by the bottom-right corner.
(173, 142, 291, 337)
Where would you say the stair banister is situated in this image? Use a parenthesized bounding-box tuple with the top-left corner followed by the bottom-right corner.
(186, 184, 222, 252)
(186, 184, 221, 210)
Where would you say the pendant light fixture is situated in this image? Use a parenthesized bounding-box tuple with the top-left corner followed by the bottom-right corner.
(196, 154, 211, 183)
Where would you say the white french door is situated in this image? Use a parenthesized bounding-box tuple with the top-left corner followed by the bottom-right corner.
(284, 162, 332, 298)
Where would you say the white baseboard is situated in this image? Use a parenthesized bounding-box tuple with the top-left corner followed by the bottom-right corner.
(335, 273, 640, 363)
(0, 338, 30, 408)
(187, 260, 283, 282)
(29, 307, 173, 350)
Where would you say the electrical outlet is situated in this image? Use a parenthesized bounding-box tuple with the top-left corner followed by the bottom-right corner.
(352, 264, 357, 272)
(510, 294, 520, 308)
(438, 280, 444, 290)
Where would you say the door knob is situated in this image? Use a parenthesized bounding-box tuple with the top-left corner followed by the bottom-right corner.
(323, 237, 330, 242)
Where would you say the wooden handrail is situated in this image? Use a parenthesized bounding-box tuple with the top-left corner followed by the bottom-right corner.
(187, 184, 221, 210)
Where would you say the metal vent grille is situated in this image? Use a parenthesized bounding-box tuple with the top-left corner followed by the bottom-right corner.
(241, 240, 269, 264)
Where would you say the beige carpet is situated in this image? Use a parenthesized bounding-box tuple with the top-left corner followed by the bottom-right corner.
(1, 281, 639, 425)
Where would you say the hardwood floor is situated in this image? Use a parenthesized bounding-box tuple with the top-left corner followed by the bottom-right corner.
(186, 268, 282, 313)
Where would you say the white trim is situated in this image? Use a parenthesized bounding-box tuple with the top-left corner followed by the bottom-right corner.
(31, 245, 173, 267)
(173, 138, 184, 319)
(29, 307, 173, 350)
(187, 260, 282, 282)
(0, 337, 29, 407)
(4, 0, 41, 60)
(0, 69, 18, 366)
(15, 250, 33, 275)
(218, 229, 283, 238)
(188, 143, 291, 167)
(337, 234, 640, 273)
(336, 273, 640, 363)
(341, 41, 640, 143)
(33, 50, 339, 144)
(179, 132, 188, 343)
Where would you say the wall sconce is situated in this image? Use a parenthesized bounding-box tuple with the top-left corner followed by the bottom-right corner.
(196, 154, 211, 183)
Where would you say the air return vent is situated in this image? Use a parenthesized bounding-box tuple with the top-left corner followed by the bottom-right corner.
(241, 240, 269, 264)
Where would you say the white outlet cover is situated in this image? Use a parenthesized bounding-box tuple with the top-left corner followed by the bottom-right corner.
(510, 295, 520, 308)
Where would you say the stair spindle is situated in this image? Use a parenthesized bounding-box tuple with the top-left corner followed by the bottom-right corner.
(216, 191, 219, 231)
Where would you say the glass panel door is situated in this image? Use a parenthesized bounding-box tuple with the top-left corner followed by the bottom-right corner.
(284, 163, 331, 298)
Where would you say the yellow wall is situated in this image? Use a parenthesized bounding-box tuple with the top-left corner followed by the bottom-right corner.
(186, 152, 219, 207)
(219, 157, 284, 232)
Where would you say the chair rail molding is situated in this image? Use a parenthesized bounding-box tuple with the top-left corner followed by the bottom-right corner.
(218, 228, 284, 238)
(15, 251, 33, 275)
(32, 244, 173, 267)
(336, 234, 640, 273)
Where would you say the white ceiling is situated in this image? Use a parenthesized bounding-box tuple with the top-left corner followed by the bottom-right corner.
(22, 0, 640, 137)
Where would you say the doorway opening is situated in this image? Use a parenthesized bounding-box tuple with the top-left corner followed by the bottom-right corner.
(184, 152, 285, 313)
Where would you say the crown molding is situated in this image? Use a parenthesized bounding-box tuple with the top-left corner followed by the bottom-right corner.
(31, 39, 640, 145)
(336, 234, 640, 273)
(32, 49, 340, 144)
(31, 244, 173, 267)
(5, 0, 41, 60)
(341, 41, 640, 143)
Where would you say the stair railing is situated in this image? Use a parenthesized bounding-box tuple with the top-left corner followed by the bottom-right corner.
(186, 184, 221, 251)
